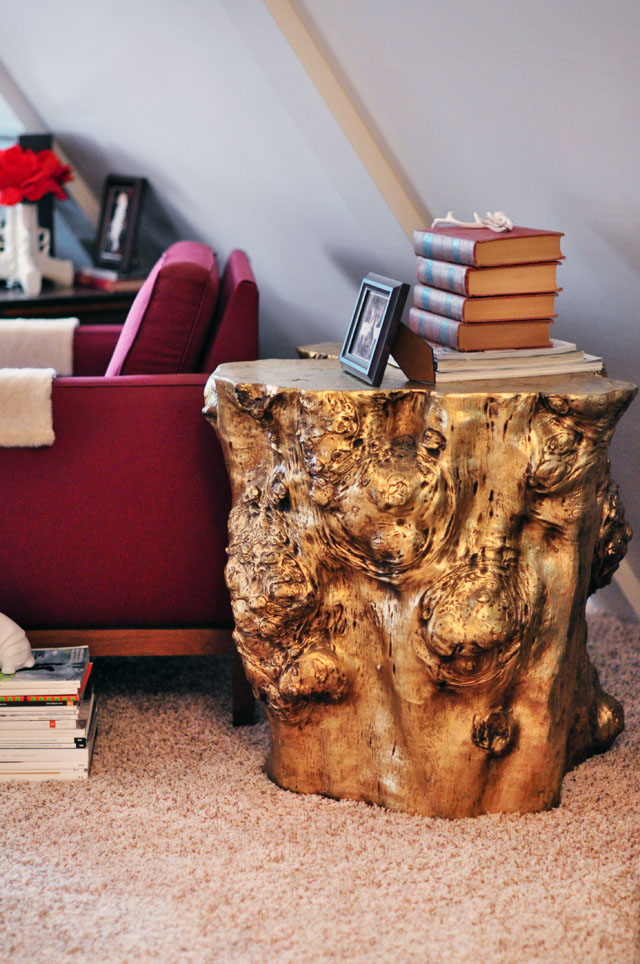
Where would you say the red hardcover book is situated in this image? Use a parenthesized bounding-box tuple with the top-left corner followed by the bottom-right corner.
(413, 226, 564, 267)
(75, 268, 145, 293)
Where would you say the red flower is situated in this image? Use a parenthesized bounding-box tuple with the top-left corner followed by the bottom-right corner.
(0, 145, 73, 205)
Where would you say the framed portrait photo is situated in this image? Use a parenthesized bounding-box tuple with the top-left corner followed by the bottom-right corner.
(340, 273, 410, 386)
(95, 174, 147, 273)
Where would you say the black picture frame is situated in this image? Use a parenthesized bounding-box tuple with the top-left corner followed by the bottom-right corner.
(339, 273, 410, 386)
(95, 174, 146, 273)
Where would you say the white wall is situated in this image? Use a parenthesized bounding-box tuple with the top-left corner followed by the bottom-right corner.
(0, 0, 410, 354)
(0, 97, 21, 131)
(0, 0, 638, 586)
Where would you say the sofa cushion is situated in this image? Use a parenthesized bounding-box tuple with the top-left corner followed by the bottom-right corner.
(198, 249, 259, 372)
(106, 242, 219, 376)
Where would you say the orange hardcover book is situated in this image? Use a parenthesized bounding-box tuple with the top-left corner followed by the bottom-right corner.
(406, 307, 552, 352)
(413, 285, 557, 322)
(416, 258, 561, 296)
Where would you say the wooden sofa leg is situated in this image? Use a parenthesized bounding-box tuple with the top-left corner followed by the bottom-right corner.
(231, 649, 256, 726)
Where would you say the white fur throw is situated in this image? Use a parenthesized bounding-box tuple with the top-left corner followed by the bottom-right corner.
(0, 317, 79, 375)
(0, 367, 56, 447)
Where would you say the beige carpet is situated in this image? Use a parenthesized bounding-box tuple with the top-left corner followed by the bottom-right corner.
(1, 613, 638, 964)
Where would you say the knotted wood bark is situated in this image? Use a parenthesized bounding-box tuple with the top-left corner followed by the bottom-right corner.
(204, 360, 636, 818)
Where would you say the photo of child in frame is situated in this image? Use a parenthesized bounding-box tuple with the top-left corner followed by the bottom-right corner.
(351, 290, 387, 362)
(95, 175, 146, 272)
(105, 188, 132, 256)
(340, 273, 410, 387)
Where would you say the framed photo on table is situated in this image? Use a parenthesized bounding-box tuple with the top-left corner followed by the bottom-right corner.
(95, 174, 146, 273)
(340, 273, 410, 386)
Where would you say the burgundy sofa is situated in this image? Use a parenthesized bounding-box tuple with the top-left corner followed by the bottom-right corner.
(0, 242, 258, 723)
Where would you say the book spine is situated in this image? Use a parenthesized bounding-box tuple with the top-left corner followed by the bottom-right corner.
(26, 694, 79, 704)
(0, 738, 88, 748)
(0, 722, 86, 733)
(406, 307, 463, 349)
(413, 284, 465, 320)
(416, 257, 469, 295)
(75, 272, 117, 292)
(0, 748, 91, 760)
(413, 230, 477, 266)
(0, 769, 89, 782)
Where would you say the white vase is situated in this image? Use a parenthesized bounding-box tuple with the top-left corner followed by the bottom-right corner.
(0, 202, 73, 294)
(0, 203, 43, 295)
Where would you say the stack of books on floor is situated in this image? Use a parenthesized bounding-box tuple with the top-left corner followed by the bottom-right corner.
(392, 220, 604, 382)
(0, 646, 97, 782)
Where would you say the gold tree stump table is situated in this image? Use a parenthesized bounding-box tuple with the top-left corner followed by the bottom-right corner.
(204, 359, 636, 818)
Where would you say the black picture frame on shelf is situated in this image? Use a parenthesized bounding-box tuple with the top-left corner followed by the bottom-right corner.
(339, 273, 410, 386)
(95, 174, 146, 273)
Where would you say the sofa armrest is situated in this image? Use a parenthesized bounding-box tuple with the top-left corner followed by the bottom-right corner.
(0, 374, 232, 629)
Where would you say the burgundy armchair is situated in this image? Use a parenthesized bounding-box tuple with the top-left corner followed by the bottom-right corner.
(0, 243, 258, 722)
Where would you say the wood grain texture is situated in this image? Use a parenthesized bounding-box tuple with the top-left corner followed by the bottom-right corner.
(26, 627, 236, 657)
(205, 359, 636, 817)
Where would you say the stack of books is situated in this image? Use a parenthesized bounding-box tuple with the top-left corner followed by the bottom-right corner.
(0, 646, 97, 782)
(390, 221, 603, 382)
(410, 223, 564, 351)
(390, 338, 604, 384)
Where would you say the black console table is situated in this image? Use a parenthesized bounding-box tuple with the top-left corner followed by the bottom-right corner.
(0, 284, 137, 325)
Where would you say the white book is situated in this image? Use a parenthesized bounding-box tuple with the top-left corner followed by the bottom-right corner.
(0, 768, 90, 782)
(432, 354, 603, 383)
(431, 337, 577, 362)
(0, 739, 89, 749)
(0, 745, 93, 762)
(0, 758, 90, 772)
(435, 347, 585, 372)
(389, 337, 579, 371)
(0, 715, 81, 729)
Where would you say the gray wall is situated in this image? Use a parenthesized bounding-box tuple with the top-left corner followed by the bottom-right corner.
(1, 0, 638, 584)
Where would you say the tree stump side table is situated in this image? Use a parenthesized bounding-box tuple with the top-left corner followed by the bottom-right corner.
(204, 359, 636, 818)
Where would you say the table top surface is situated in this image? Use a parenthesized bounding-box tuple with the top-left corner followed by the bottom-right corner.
(0, 283, 136, 306)
(212, 357, 637, 399)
